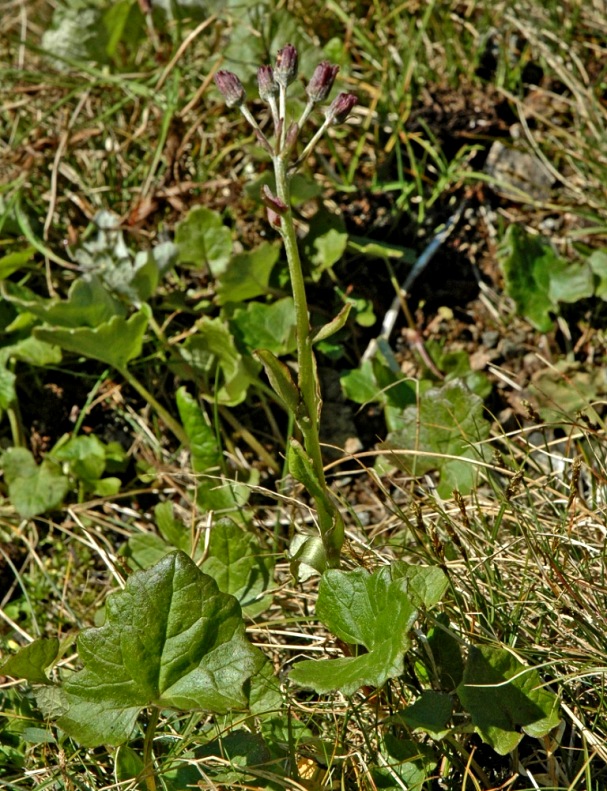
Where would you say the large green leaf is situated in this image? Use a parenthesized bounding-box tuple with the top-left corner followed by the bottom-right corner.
(457, 646, 560, 755)
(389, 562, 449, 610)
(34, 307, 150, 369)
(289, 566, 418, 695)
(303, 212, 348, 281)
(381, 380, 490, 498)
(40, 551, 263, 747)
(0, 335, 62, 367)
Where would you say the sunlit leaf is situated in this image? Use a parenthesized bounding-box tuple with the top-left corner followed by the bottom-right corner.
(289, 566, 418, 695)
(38, 551, 263, 747)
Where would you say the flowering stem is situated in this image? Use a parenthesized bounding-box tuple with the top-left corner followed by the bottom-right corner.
(273, 155, 343, 567)
(213, 52, 357, 569)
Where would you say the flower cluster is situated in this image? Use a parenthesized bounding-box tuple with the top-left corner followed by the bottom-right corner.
(213, 43, 357, 176)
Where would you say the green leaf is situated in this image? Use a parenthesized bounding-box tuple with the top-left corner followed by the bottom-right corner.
(255, 349, 300, 415)
(51, 435, 107, 483)
(176, 387, 222, 472)
(2, 447, 69, 518)
(392, 691, 453, 738)
(376, 734, 437, 788)
(381, 380, 490, 498)
(498, 225, 593, 331)
(175, 206, 232, 276)
(114, 744, 145, 787)
(304, 212, 348, 281)
(426, 613, 465, 691)
(312, 303, 352, 345)
(347, 235, 416, 262)
(201, 518, 273, 617)
(1, 638, 59, 684)
(34, 307, 150, 369)
(390, 562, 448, 610)
(47, 551, 263, 747)
(232, 297, 296, 356)
(289, 566, 418, 695)
(154, 502, 191, 553)
(457, 646, 561, 755)
(287, 439, 330, 508)
(0, 246, 36, 278)
(175, 317, 256, 406)
(341, 361, 383, 405)
(216, 243, 280, 305)
(288, 534, 327, 580)
(125, 533, 170, 571)
(0, 335, 62, 367)
(0, 365, 16, 412)
(588, 249, 607, 299)
(2, 277, 126, 328)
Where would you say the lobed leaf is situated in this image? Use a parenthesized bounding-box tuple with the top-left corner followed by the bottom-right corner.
(289, 566, 418, 695)
(43, 551, 263, 747)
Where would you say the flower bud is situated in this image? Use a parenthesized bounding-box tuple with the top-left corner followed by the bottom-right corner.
(214, 70, 245, 108)
(257, 65, 278, 102)
(275, 43, 298, 87)
(306, 61, 339, 103)
(325, 92, 358, 124)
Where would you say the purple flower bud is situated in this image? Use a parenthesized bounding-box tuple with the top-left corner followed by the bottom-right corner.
(306, 61, 339, 103)
(325, 92, 358, 124)
(257, 65, 278, 102)
(214, 70, 245, 108)
(275, 43, 298, 87)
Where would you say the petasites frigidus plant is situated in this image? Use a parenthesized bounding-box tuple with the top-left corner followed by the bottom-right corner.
(214, 46, 358, 575)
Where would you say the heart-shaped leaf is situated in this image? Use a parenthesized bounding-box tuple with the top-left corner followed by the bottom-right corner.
(289, 566, 418, 695)
(457, 646, 560, 755)
(41, 551, 263, 747)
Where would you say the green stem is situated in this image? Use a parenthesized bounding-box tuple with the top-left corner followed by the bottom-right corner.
(119, 366, 188, 445)
(142, 706, 160, 791)
(273, 155, 343, 567)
